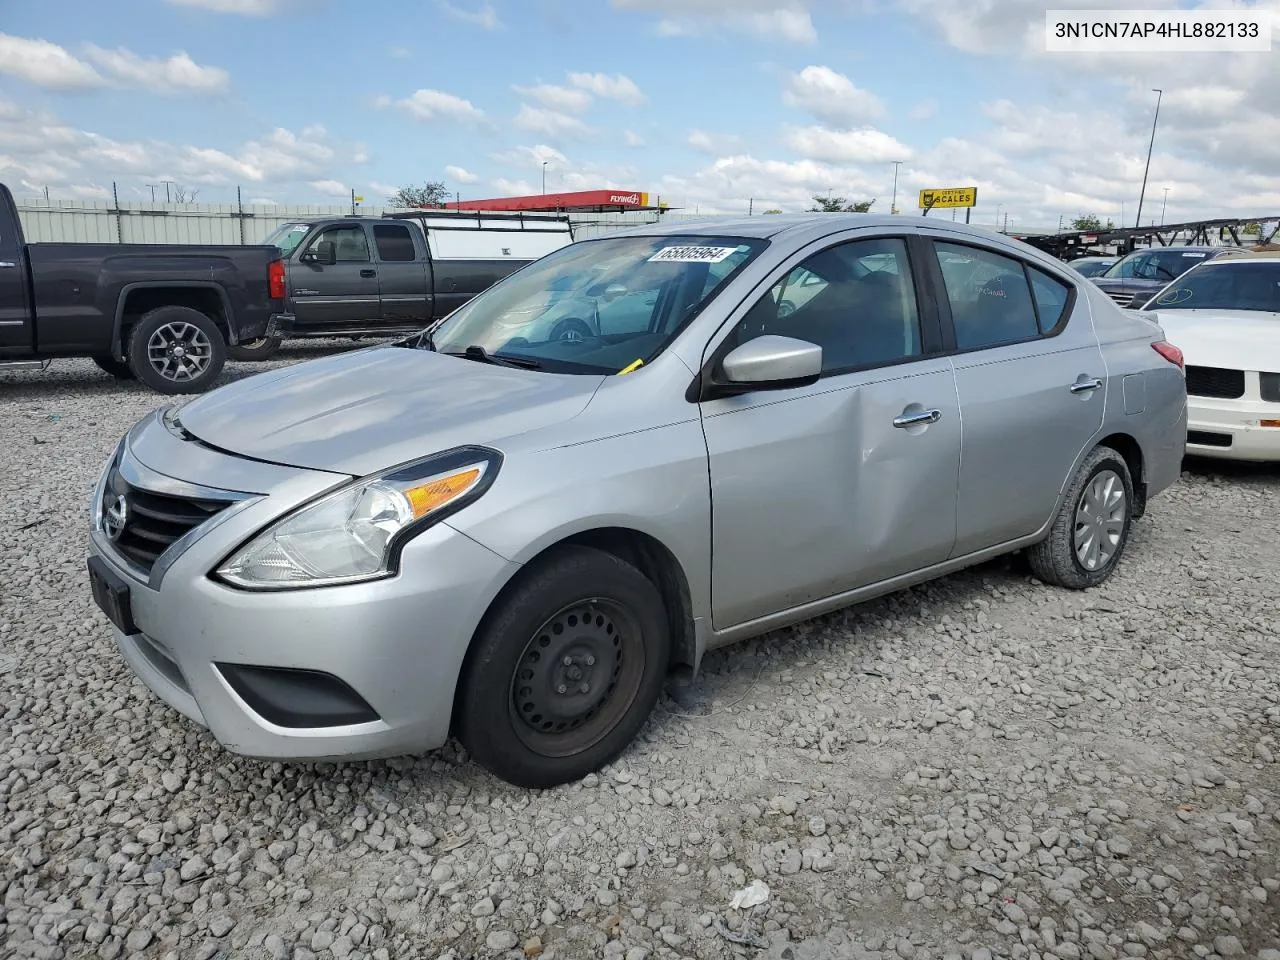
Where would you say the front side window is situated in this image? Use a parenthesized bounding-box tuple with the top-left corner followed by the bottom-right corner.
(428, 235, 765, 374)
(729, 237, 923, 374)
(309, 225, 369, 262)
(934, 242, 1040, 350)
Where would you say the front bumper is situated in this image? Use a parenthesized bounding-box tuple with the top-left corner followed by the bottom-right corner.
(1185, 395, 1280, 462)
(87, 414, 519, 761)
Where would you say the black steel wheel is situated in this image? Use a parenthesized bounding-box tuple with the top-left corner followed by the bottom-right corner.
(456, 545, 669, 788)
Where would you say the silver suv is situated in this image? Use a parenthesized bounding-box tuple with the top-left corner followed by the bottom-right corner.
(87, 215, 1188, 788)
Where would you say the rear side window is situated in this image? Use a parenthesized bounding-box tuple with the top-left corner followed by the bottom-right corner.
(373, 224, 416, 262)
(933, 242, 1039, 350)
(1028, 267, 1071, 333)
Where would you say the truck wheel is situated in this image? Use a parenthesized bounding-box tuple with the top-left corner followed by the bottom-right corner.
(92, 356, 136, 380)
(126, 306, 227, 395)
(228, 337, 283, 362)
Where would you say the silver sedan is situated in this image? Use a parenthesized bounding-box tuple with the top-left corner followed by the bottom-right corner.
(86, 215, 1188, 788)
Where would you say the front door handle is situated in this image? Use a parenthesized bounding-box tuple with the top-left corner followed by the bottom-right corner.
(0, 261, 16, 268)
(893, 408, 942, 428)
(1070, 377, 1103, 394)
(360, 269, 377, 278)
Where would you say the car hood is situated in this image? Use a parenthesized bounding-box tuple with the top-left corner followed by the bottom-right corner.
(174, 345, 605, 476)
(1152, 309, 1280, 371)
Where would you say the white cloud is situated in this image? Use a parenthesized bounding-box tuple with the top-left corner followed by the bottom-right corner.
(0, 34, 104, 90)
(658, 154, 884, 214)
(84, 46, 229, 93)
(437, 0, 502, 29)
(309, 179, 349, 197)
(784, 126, 912, 164)
(445, 164, 480, 183)
(781, 65, 884, 125)
(388, 45, 411, 59)
(513, 105, 589, 138)
(492, 144, 570, 168)
(611, 0, 816, 43)
(908, 98, 938, 121)
(688, 129, 744, 155)
(567, 72, 645, 107)
(623, 130, 646, 148)
(512, 83, 593, 113)
(164, 0, 282, 13)
(491, 176, 535, 195)
(394, 88, 486, 125)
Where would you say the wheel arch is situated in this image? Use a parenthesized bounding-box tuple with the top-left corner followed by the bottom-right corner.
(112, 283, 235, 360)
(450, 524, 698, 732)
(1095, 431, 1147, 518)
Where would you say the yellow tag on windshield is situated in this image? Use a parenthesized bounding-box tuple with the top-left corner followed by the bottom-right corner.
(617, 358, 644, 375)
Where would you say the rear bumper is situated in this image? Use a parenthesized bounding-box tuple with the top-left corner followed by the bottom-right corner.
(265, 312, 296, 338)
(1185, 396, 1280, 461)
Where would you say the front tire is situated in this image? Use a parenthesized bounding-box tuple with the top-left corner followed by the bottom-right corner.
(92, 355, 135, 380)
(126, 306, 227, 395)
(1027, 445, 1134, 589)
(456, 546, 670, 788)
(227, 336, 282, 362)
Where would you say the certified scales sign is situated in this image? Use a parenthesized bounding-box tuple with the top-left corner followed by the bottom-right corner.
(918, 186, 978, 209)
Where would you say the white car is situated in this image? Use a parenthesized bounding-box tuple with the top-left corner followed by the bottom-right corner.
(1137, 250, 1280, 461)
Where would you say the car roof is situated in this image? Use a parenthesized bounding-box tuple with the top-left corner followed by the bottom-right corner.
(591, 212, 1021, 244)
(1207, 249, 1280, 261)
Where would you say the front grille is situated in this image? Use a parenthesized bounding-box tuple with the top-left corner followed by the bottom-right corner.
(1187, 430, 1232, 448)
(101, 464, 232, 574)
(1107, 290, 1136, 306)
(1185, 366, 1245, 399)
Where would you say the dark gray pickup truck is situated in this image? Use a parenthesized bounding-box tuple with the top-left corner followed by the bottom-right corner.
(0, 182, 291, 394)
(235, 211, 573, 360)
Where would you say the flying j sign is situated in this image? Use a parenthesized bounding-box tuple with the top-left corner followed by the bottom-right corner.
(918, 187, 979, 209)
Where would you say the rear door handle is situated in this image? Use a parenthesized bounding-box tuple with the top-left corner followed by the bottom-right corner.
(360, 269, 377, 278)
(1070, 377, 1103, 394)
(893, 408, 942, 428)
(0, 261, 16, 268)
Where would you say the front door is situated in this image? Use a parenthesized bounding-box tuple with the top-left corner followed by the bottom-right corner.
(290, 222, 380, 328)
(0, 219, 31, 353)
(700, 234, 962, 630)
(926, 237, 1106, 555)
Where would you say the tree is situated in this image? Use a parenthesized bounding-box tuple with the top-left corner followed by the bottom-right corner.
(171, 184, 200, 203)
(389, 181, 451, 208)
(1242, 222, 1261, 236)
(1071, 214, 1115, 231)
(762, 208, 783, 215)
(809, 195, 876, 213)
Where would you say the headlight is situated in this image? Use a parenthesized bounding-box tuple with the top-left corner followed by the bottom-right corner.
(215, 446, 501, 590)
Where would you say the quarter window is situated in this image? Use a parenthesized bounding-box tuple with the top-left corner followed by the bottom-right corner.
(732, 237, 923, 374)
(934, 243, 1039, 350)
(373, 224, 416, 262)
(310, 225, 370, 263)
(1028, 266, 1071, 333)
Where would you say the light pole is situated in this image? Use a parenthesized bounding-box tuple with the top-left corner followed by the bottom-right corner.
(995, 203, 1002, 228)
(890, 160, 902, 214)
(1161, 186, 1170, 225)
(1135, 88, 1162, 229)
(541, 161, 548, 194)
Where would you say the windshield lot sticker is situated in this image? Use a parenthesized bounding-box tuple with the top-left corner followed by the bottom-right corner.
(648, 245, 739, 263)
(1182, 252, 1207, 257)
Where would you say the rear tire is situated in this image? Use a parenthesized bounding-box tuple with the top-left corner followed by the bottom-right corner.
(1027, 445, 1134, 589)
(227, 336, 282, 362)
(456, 546, 670, 788)
(126, 306, 227, 395)
(92, 355, 135, 380)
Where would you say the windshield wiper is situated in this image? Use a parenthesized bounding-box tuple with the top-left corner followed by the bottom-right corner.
(446, 344, 542, 370)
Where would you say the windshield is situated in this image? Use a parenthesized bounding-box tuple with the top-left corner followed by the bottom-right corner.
(265, 222, 313, 257)
(1071, 259, 1113, 278)
(1147, 261, 1280, 312)
(427, 235, 766, 374)
(1103, 248, 1211, 282)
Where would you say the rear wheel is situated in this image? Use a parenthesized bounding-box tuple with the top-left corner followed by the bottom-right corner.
(92, 355, 135, 380)
(126, 305, 227, 395)
(227, 336, 282, 362)
(456, 546, 670, 788)
(549, 317, 592, 343)
(1027, 445, 1134, 589)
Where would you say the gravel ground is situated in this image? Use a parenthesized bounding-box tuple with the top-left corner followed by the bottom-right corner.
(2, 345, 1279, 960)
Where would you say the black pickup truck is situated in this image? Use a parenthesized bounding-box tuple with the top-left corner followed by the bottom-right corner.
(233, 211, 573, 360)
(0, 182, 291, 394)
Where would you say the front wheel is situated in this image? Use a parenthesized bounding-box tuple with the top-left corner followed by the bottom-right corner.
(126, 305, 227, 395)
(1027, 445, 1134, 589)
(92, 355, 135, 380)
(456, 546, 670, 788)
(227, 336, 282, 362)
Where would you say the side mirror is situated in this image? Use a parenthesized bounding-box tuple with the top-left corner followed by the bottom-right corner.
(720, 335, 822, 389)
(302, 240, 336, 266)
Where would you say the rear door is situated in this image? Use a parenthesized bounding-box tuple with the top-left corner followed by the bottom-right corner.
(290, 222, 379, 327)
(924, 234, 1106, 555)
(371, 222, 432, 324)
(0, 190, 33, 352)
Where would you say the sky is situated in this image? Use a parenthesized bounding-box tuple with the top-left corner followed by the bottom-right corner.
(0, 0, 1278, 230)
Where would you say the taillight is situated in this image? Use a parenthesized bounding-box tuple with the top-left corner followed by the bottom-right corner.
(1152, 340, 1184, 371)
(268, 259, 286, 301)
